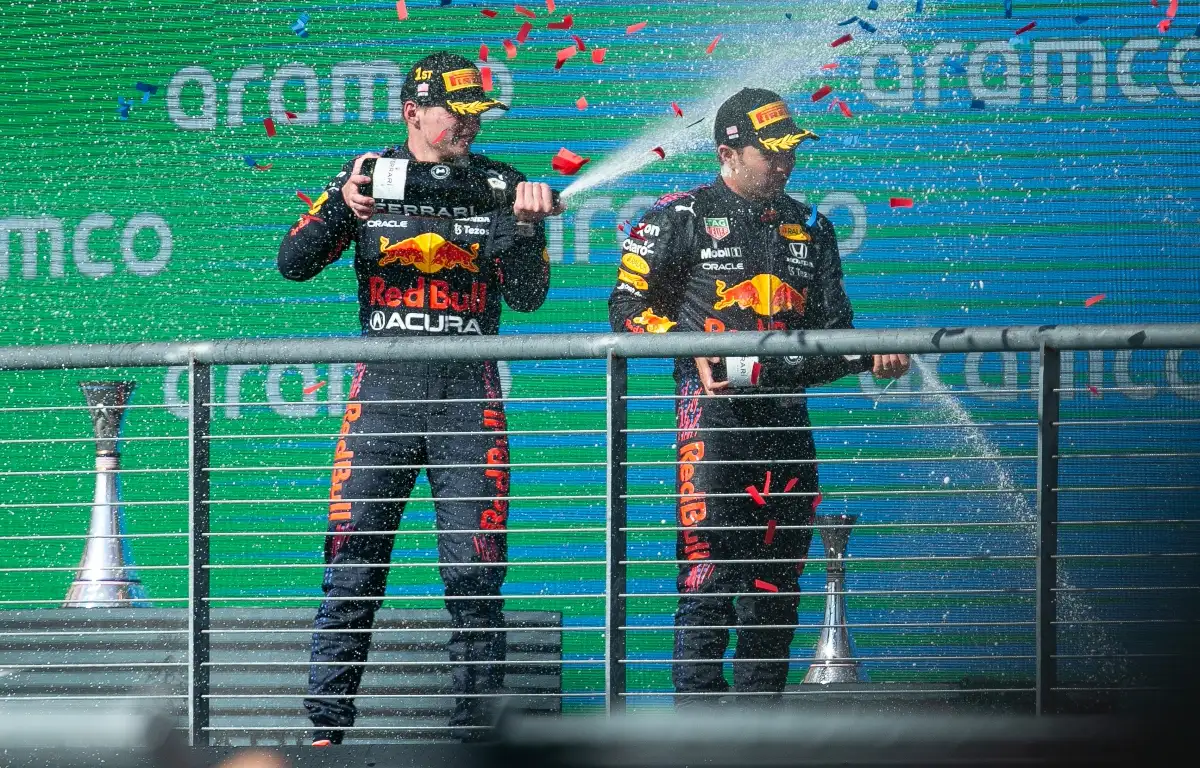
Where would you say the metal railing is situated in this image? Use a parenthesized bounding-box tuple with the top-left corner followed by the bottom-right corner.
(0, 323, 1197, 745)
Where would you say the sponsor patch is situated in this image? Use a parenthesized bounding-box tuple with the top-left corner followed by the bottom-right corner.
(621, 253, 650, 275)
(748, 100, 790, 130)
(778, 224, 811, 242)
(617, 268, 648, 291)
(704, 217, 730, 241)
(443, 67, 481, 92)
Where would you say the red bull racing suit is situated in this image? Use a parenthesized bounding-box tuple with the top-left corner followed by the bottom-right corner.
(608, 176, 858, 703)
(277, 146, 549, 741)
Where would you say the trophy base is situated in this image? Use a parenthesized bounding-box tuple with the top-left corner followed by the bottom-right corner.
(802, 662, 867, 685)
(62, 580, 149, 608)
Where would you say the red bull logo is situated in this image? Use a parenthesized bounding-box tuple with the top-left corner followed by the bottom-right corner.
(713, 274, 807, 316)
(378, 233, 479, 274)
(629, 308, 676, 334)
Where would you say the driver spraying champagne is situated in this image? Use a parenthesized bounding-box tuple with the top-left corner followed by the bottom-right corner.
(277, 51, 561, 745)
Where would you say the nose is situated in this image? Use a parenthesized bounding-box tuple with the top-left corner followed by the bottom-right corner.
(772, 153, 795, 173)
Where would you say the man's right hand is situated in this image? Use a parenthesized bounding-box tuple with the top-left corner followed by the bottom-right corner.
(694, 357, 729, 396)
(342, 152, 381, 220)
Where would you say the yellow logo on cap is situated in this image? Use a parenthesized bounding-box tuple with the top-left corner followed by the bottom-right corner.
(748, 100, 790, 130)
(413, 68, 433, 82)
(443, 68, 481, 92)
(759, 130, 819, 152)
(447, 100, 501, 115)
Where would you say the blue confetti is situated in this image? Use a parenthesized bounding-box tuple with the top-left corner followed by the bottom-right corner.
(916, 0, 924, 12)
(243, 156, 257, 168)
(1004, 0, 1012, 19)
(947, 60, 967, 75)
(837, 16, 859, 26)
(806, 206, 819, 228)
(1008, 35, 1029, 48)
(440, 0, 453, 5)
(1074, 15, 1088, 24)
(134, 81, 158, 95)
(970, 99, 986, 110)
(291, 12, 309, 37)
(859, 19, 877, 33)
(868, 0, 879, 8)
(116, 97, 132, 120)
(784, 12, 792, 19)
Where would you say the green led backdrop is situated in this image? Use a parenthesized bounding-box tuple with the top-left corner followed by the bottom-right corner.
(0, 0, 1198, 718)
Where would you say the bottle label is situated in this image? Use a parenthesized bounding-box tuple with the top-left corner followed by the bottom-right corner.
(372, 158, 410, 203)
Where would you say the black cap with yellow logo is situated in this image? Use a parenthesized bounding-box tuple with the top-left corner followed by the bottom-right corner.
(714, 87, 819, 153)
(400, 51, 509, 117)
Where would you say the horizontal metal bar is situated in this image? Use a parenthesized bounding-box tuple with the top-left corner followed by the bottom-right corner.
(1053, 586, 1200, 593)
(0, 565, 187, 573)
(0, 630, 189, 637)
(0, 435, 186, 446)
(0, 663, 187, 670)
(622, 655, 1035, 664)
(1053, 653, 1182, 660)
(207, 494, 605, 505)
(0, 403, 173, 413)
(204, 561, 607, 569)
(622, 588, 1035, 598)
(208, 626, 603, 634)
(1052, 552, 1199, 559)
(1049, 686, 1181, 693)
(206, 461, 607, 472)
(1056, 418, 1200, 427)
(208, 428, 606, 440)
(213, 395, 607, 407)
(625, 455, 1038, 467)
(624, 522, 1035, 533)
(203, 725, 489, 732)
(1058, 452, 1200, 460)
(1, 324, 1195, 370)
(623, 622, 1033, 631)
(206, 594, 603, 602)
(624, 488, 1034, 499)
(206, 659, 590, 667)
(0, 532, 187, 541)
(0, 695, 186, 702)
(209, 692, 597, 699)
(1051, 619, 1198, 625)
(1057, 384, 1200, 394)
(1054, 485, 1200, 493)
(207, 527, 608, 537)
(0, 500, 187, 510)
(627, 421, 1038, 434)
(624, 387, 1033, 400)
(0, 467, 185, 478)
(0, 597, 190, 605)
(623, 688, 1035, 697)
(1055, 519, 1198, 526)
(624, 555, 1034, 565)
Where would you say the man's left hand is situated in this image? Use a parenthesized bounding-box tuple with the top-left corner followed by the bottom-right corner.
(513, 181, 564, 223)
(872, 353, 910, 379)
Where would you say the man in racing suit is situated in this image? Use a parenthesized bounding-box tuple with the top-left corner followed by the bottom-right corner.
(609, 88, 909, 705)
(277, 51, 558, 744)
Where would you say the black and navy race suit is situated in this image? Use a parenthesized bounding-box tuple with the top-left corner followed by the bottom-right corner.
(278, 145, 549, 740)
(608, 176, 857, 701)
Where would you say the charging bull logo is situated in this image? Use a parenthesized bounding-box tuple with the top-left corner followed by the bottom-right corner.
(629, 308, 676, 334)
(713, 274, 807, 316)
(378, 233, 479, 274)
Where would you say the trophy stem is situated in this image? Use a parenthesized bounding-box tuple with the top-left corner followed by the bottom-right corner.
(803, 513, 866, 684)
(63, 381, 148, 608)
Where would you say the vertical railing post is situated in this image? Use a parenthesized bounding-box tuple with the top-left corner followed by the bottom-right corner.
(1035, 344, 1061, 716)
(605, 350, 629, 714)
(188, 357, 212, 745)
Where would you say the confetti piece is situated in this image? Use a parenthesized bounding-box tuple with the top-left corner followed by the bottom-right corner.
(134, 82, 158, 95)
(548, 14, 574, 29)
(396, 0, 407, 21)
(1195, 23, 1200, 36)
(785, 12, 792, 19)
(858, 19, 877, 33)
(837, 99, 853, 117)
(915, 0, 924, 11)
(1008, 35, 1028, 48)
(1015, 21, 1036, 35)
(481, 8, 498, 16)
(1088, 385, 1100, 396)
(571, 34, 586, 50)
(754, 579, 779, 593)
(838, 16, 859, 25)
(1004, 0, 1012, 18)
(763, 471, 771, 495)
(812, 491, 823, 511)
(783, 477, 799, 493)
(1151, 0, 1159, 7)
(254, 163, 273, 171)
(591, 47, 607, 63)
(433, 128, 448, 144)
(890, 197, 913, 208)
(1084, 293, 1106, 307)
(706, 35, 722, 54)
(514, 4, 536, 18)
(440, 0, 452, 5)
(747, 485, 767, 506)
(517, 21, 532, 43)
(245, 156, 273, 171)
(671, 101, 683, 117)
(970, 98, 986, 109)
(480, 44, 488, 61)
(546, 0, 555, 11)
(296, 191, 313, 207)
(554, 45, 577, 69)
(551, 147, 590, 175)
(243, 156, 256, 167)
(303, 380, 328, 395)
(626, 21, 647, 34)
(503, 39, 518, 58)
(764, 519, 777, 545)
(291, 13, 309, 37)
(1157, 18, 1172, 34)
(650, 146, 666, 159)
(575, 95, 588, 110)
(831, 33, 853, 47)
(821, 62, 838, 71)
(284, 110, 298, 119)
(1074, 15, 1089, 23)
(947, 60, 967, 74)
(481, 66, 494, 90)
(263, 117, 276, 137)
(868, 0, 879, 8)
(811, 84, 833, 101)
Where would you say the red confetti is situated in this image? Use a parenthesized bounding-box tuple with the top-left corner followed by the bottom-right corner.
(551, 146, 590, 175)
(1167, 0, 1179, 16)
(1151, 0, 1159, 6)
(480, 66, 494, 91)
(650, 146, 665, 159)
(821, 62, 838, 71)
(754, 579, 779, 593)
(434, 128, 448, 144)
(303, 380, 327, 395)
(548, 14, 574, 29)
(480, 44, 489, 61)
(783, 477, 799, 493)
(575, 95, 588, 110)
(517, 21, 532, 43)
(284, 110, 298, 120)
(890, 197, 914, 208)
(626, 21, 647, 34)
(671, 101, 683, 117)
(546, 0, 555, 11)
(1157, 18, 1172, 33)
(554, 45, 577, 69)
(811, 491, 823, 512)
(831, 33, 853, 47)
(396, 0, 407, 21)
(1015, 21, 1036, 35)
(572, 33, 586, 50)
(764, 519, 777, 545)
(1088, 385, 1101, 396)
(837, 100, 853, 117)
(503, 39, 518, 58)
(1084, 293, 1107, 307)
(706, 35, 722, 54)
(263, 117, 276, 136)
(481, 8, 498, 17)
(514, 4, 536, 18)
(811, 84, 832, 101)
(591, 47, 607, 63)
(763, 471, 771, 496)
(252, 162, 273, 171)
(296, 191, 313, 208)
(746, 485, 766, 506)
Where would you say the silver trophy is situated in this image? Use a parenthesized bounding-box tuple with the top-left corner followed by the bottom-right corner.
(803, 513, 867, 684)
(63, 381, 148, 607)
